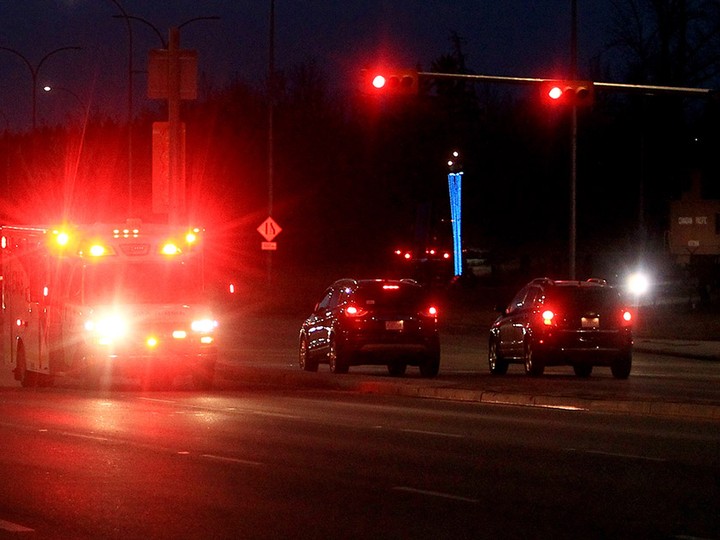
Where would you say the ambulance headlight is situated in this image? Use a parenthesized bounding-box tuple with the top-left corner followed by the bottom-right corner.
(191, 318, 217, 333)
(85, 314, 128, 344)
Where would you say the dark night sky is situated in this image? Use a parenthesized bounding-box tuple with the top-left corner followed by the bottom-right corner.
(0, 1, 616, 131)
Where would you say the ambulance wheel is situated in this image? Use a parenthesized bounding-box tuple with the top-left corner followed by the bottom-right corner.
(16, 343, 39, 388)
(193, 362, 215, 390)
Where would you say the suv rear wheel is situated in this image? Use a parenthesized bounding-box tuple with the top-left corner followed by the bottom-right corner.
(299, 336, 318, 372)
(488, 339, 509, 375)
(419, 353, 440, 378)
(524, 341, 544, 377)
(611, 353, 632, 379)
(328, 337, 349, 374)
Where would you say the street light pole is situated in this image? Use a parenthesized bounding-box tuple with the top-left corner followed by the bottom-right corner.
(0, 46, 81, 130)
(111, 12, 217, 222)
(107, 0, 135, 216)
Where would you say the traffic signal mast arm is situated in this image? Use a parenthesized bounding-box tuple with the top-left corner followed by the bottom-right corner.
(417, 71, 715, 98)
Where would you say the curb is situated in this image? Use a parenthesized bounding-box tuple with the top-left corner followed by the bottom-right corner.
(217, 363, 720, 421)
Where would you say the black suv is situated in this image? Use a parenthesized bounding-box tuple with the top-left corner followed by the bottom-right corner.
(299, 279, 440, 377)
(489, 278, 634, 378)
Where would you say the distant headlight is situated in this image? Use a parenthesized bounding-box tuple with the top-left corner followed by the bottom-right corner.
(191, 319, 218, 333)
(627, 272, 650, 296)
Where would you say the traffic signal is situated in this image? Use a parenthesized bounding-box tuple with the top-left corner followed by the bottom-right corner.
(542, 80, 594, 107)
(361, 68, 419, 95)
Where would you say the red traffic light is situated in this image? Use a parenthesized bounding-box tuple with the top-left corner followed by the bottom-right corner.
(361, 69, 418, 95)
(542, 80, 594, 107)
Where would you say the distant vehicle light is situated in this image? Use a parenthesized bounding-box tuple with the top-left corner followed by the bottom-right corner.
(200, 336, 214, 344)
(383, 284, 400, 290)
(146, 336, 159, 348)
(185, 232, 197, 244)
(173, 330, 187, 339)
(404, 252, 411, 260)
(427, 306, 438, 317)
(443, 252, 450, 259)
(627, 272, 650, 296)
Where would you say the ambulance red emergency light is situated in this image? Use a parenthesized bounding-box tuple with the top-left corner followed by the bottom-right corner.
(0, 220, 218, 389)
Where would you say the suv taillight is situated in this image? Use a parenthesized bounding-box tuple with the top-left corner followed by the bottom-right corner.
(541, 309, 555, 326)
(621, 309, 633, 326)
(421, 306, 438, 318)
(344, 305, 368, 317)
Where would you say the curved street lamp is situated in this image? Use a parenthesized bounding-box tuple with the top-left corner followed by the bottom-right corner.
(0, 46, 81, 130)
(42, 85, 86, 123)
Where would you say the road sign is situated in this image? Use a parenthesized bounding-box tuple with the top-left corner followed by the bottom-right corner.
(257, 217, 282, 242)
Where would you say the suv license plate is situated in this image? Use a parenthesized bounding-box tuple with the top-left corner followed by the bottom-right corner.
(581, 317, 599, 328)
(386, 320, 404, 331)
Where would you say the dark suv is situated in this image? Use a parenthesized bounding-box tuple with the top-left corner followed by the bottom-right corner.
(299, 279, 440, 377)
(488, 278, 634, 378)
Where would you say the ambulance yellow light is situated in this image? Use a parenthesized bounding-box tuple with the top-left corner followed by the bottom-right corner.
(55, 231, 70, 246)
(161, 242, 180, 255)
(89, 244, 106, 257)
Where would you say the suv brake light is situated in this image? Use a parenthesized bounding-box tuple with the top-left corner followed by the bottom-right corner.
(621, 309, 633, 326)
(344, 305, 368, 317)
(541, 309, 555, 326)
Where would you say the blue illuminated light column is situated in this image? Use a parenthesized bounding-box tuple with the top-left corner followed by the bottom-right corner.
(447, 151, 463, 276)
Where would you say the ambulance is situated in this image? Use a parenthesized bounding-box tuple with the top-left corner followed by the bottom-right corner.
(0, 220, 218, 389)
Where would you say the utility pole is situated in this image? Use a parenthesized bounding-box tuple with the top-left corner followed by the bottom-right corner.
(569, 0, 578, 279)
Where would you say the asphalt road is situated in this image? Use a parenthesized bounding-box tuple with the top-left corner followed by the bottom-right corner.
(214, 310, 720, 420)
(0, 386, 718, 539)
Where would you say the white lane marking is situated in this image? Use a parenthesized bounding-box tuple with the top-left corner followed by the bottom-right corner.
(400, 428, 464, 439)
(252, 411, 302, 420)
(534, 404, 587, 411)
(200, 454, 264, 467)
(584, 449, 667, 462)
(0, 518, 34, 532)
(393, 486, 479, 504)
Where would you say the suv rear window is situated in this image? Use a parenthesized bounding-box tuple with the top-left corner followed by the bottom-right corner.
(354, 283, 425, 309)
(547, 286, 623, 309)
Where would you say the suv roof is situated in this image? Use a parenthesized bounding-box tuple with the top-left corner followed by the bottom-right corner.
(332, 278, 421, 289)
(530, 277, 609, 288)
